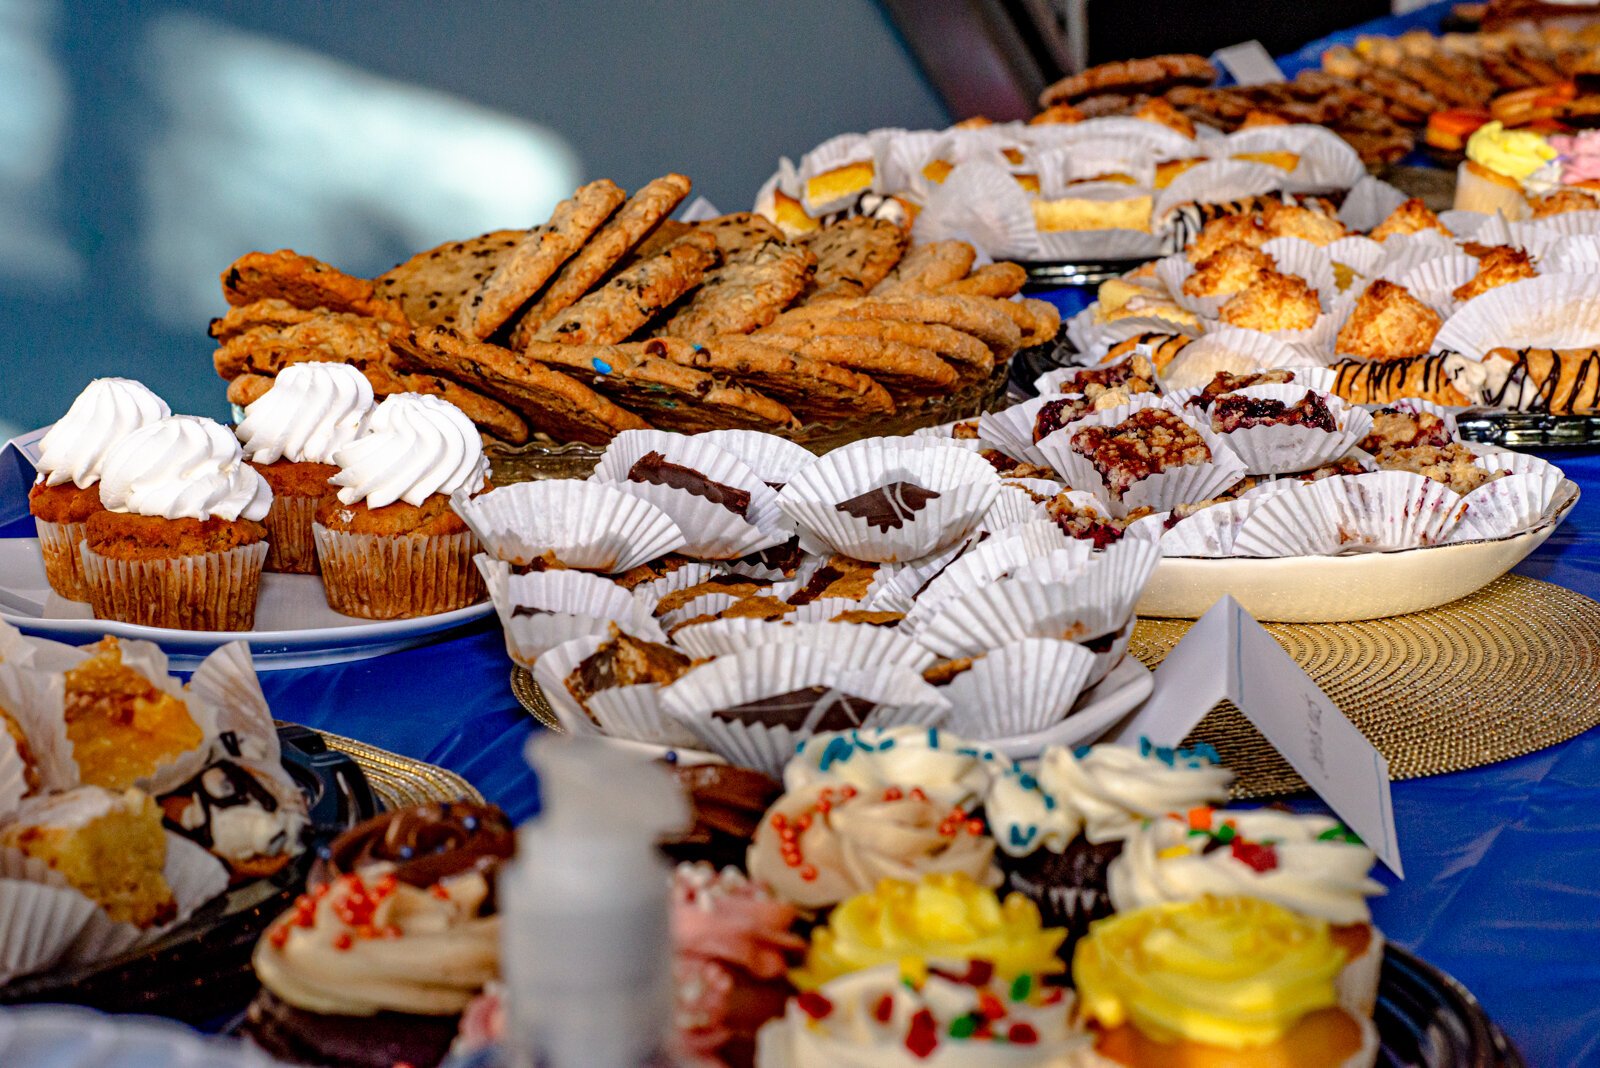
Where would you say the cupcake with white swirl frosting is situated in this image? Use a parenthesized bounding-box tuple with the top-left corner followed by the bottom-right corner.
(313, 393, 490, 619)
(28, 378, 170, 600)
(80, 415, 273, 631)
(236, 363, 374, 574)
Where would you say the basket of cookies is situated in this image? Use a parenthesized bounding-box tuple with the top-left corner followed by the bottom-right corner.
(206, 173, 1058, 483)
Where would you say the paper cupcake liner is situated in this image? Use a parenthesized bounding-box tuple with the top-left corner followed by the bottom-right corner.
(1160, 483, 1304, 558)
(1164, 365, 1338, 410)
(1205, 384, 1373, 476)
(452, 480, 684, 573)
(527, 633, 606, 734)
(1223, 124, 1365, 193)
(1340, 471, 1469, 553)
(696, 430, 818, 490)
(863, 535, 980, 615)
(587, 685, 702, 749)
(92, 640, 214, 795)
(593, 429, 787, 559)
(786, 596, 876, 623)
(1395, 254, 1484, 318)
(185, 641, 294, 791)
(913, 161, 1039, 261)
(479, 559, 662, 665)
(912, 577, 1127, 660)
(1450, 469, 1564, 542)
(1337, 175, 1409, 233)
(892, 129, 1011, 201)
(979, 398, 1068, 469)
(259, 493, 320, 575)
(1323, 236, 1386, 284)
(1029, 116, 1201, 160)
(0, 876, 100, 984)
(1434, 274, 1600, 361)
(81, 539, 267, 632)
(1373, 230, 1457, 282)
(631, 560, 727, 599)
(1083, 619, 1135, 688)
(1340, 927, 1385, 1020)
(939, 639, 1096, 739)
(1259, 237, 1340, 310)
(1543, 233, 1600, 274)
(1157, 326, 1312, 392)
(662, 645, 950, 776)
(60, 835, 229, 968)
(676, 619, 936, 674)
(979, 484, 1050, 534)
(1152, 253, 1233, 318)
(1517, 210, 1600, 241)
(657, 591, 745, 633)
(1231, 476, 1348, 557)
(1034, 224, 1164, 264)
(1036, 405, 1247, 518)
(904, 520, 1086, 629)
(778, 442, 1000, 563)
(313, 526, 480, 621)
(1002, 521, 1160, 624)
(0, 663, 75, 804)
(1438, 209, 1491, 240)
(33, 519, 89, 602)
(1033, 138, 1157, 192)
(1153, 159, 1286, 225)
(1473, 449, 1558, 480)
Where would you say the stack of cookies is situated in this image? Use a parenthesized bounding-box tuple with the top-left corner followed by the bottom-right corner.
(209, 174, 1057, 448)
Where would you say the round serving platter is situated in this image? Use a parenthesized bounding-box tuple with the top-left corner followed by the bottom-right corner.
(1141, 479, 1579, 622)
(0, 538, 492, 670)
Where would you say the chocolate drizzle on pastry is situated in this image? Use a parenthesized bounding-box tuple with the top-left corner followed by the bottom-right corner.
(627, 450, 751, 517)
(1330, 354, 1470, 407)
(1483, 347, 1600, 415)
(159, 760, 284, 852)
(321, 801, 515, 888)
(712, 687, 879, 732)
(834, 481, 941, 531)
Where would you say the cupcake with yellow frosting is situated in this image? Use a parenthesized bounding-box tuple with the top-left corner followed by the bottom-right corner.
(1455, 121, 1558, 220)
(1073, 896, 1379, 1067)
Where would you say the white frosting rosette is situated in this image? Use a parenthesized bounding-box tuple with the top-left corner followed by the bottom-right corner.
(662, 644, 950, 776)
(785, 726, 995, 812)
(452, 479, 684, 573)
(235, 362, 373, 466)
(1434, 274, 1600, 362)
(1106, 809, 1383, 924)
(1035, 401, 1247, 518)
(34, 378, 171, 490)
(328, 394, 485, 509)
(477, 556, 662, 666)
(1222, 124, 1365, 193)
(777, 441, 1000, 563)
(936, 638, 1097, 739)
(528, 631, 698, 748)
(592, 429, 789, 559)
(1202, 383, 1373, 476)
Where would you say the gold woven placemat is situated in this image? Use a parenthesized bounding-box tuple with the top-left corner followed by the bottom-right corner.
(315, 728, 485, 809)
(1132, 574, 1600, 799)
(510, 666, 562, 732)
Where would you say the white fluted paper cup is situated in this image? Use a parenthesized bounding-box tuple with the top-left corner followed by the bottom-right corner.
(0, 664, 76, 812)
(312, 526, 480, 621)
(1160, 482, 1304, 558)
(451, 480, 684, 573)
(589, 685, 701, 748)
(1450, 469, 1563, 542)
(1325, 470, 1469, 551)
(1323, 236, 1386, 285)
(798, 131, 884, 213)
(1223, 124, 1365, 193)
(937, 638, 1097, 738)
(1204, 384, 1374, 476)
(903, 520, 1086, 631)
(1231, 476, 1347, 557)
(1153, 159, 1286, 226)
(697, 430, 819, 490)
(778, 441, 1000, 563)
(81, 539, 268, 632)
(32, 519, 89, 602)
(1158, 326, 1311, 392)
(528, 633, 606, 734)
(1395, 254, 1484, 318)
(479, 557, 663, 665)
(0, 876, 98, 984)
(1260, 237, 1340, 311)
(1434, 274, 1600, 361)
(912, 576, 1127, 659)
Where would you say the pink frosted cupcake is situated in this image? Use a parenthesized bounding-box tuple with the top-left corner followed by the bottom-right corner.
(235, 363, 373, 574)
(27, 378, 170, 600)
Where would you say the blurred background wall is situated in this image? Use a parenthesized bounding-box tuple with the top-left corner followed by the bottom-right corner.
(0, 0, 950, 439)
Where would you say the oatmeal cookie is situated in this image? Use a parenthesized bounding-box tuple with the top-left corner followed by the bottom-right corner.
(755, 333, 956, 397)
(798, 217, 910, 303)
(935, 261, 1028, 299)
(659, 336, 894, 419)
(374, 230, 525, 332)
(533, 230, 720, 346)
(220, 249, 407, 327)
(1039, 53, 1215, 107)
(208, 298, 323, 342)
(873, 241, 977, 295)
(757, 315, 994, 376)
(780, 294, 1022, 355)
(656, 239, 815, 341)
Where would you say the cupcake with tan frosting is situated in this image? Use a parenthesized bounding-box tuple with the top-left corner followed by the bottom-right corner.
(80, 415, 271, 631)
(235, 362, 373, 574)
(313, 392, 489, 619)
(27, 378, 170, 600)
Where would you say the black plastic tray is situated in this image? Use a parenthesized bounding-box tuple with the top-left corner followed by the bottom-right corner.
(1376, 945, 1523, 1067)
(0, 725, 379, 1022)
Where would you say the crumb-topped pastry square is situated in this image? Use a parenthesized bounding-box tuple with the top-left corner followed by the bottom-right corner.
(1069, 408, 1212, 500)
(1210, 391, 1338, 434)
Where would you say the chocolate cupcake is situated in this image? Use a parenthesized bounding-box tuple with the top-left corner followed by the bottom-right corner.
(985, 740, 1232, 962)
(245, 801, 514, 1068)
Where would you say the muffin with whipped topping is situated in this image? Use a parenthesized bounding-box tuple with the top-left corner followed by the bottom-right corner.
(80, 415, 272, 631)
(235, 362, 373, 574)
(245, 800, 514, 1068)
(27, 378, 170, 600)
(985, 740, 1232, 956)
(313, 392, 490, 619)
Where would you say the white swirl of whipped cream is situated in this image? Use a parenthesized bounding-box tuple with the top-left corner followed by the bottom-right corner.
(986, 742, 1234, 857)
(235, 363, 374, 466)
(331, 393, 488, 508)
(98, 416, 272, 522)
(1107, 809, 1384, 925)
(35, 378, 171, 488)
(786, 727, 995, 812)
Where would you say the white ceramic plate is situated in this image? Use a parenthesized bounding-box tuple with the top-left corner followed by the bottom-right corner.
(0, 1005, 285, 1067)
(1137, 481, 1579, 623)
(0, 538, 491, 670)
(535, 655, 1155, 766)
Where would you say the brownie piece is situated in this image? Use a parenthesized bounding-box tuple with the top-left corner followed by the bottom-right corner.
(1069, 408, 1212, 499)
(565, 625, 692, 708)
